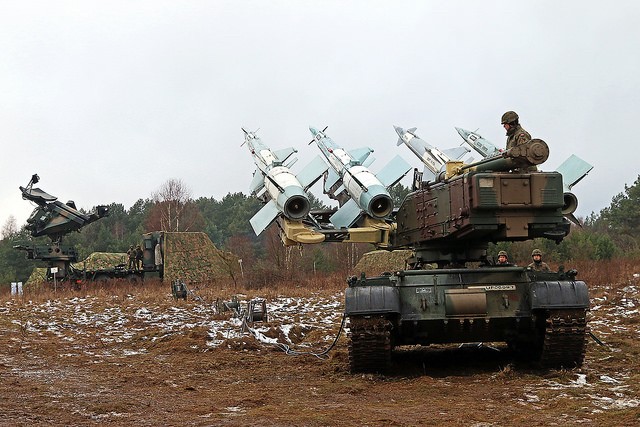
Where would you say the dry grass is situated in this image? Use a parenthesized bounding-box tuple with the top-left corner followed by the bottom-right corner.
(10, 258, 636, 301)
(570, 258, 640, 287)
(1, 259, 639, 426)
(9, 272, 347, 305)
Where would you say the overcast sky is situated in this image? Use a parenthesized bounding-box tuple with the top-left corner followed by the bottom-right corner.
(1, 1, 639, 233)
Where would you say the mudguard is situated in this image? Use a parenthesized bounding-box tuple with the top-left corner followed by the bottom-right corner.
(529, 281, 589, 309)
(345, 285, 400, 315)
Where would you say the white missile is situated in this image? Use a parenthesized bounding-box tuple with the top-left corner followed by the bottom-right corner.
(309, 126, 411, 228)
(242, 128, 326, 235)
(394, 125, 470, 182)
(455, 127, 502, 158)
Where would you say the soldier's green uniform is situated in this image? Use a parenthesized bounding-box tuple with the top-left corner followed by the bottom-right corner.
(528, 249, 550, 272)
(502, 110, 532, 150)
(135, 245, 143, 271)
(505, 124, 532, 150)
(127, 245, 136, 270)
(502, 111, 536, 171)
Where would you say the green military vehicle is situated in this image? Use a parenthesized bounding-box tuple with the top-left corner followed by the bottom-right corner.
(344, 139, 589, 372)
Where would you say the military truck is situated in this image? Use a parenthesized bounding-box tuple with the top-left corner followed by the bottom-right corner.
(67, 232, 165, 284)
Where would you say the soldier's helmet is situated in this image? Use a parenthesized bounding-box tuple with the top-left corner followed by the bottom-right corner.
(501, 111, 519, 124)
(532, 249, 543, 257)
(498, 250, 508, 257)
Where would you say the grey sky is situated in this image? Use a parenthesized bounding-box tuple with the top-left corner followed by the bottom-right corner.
(1, 1, 639, 232)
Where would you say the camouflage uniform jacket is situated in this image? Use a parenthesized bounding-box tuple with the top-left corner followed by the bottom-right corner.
(505, 124, 531, 150)
(528, 261, 550, 272)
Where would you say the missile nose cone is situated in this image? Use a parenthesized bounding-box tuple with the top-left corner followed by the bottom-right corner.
(455, 127, 469, 139)
(309, 126, 318, 136)
(393, 125, 405, 136)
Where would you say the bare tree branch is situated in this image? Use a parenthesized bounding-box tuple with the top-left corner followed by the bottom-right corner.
(147, 179, 203, 232)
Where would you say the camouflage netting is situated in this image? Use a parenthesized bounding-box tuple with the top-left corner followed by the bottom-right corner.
(24, 252, 127, 288)
(352, 250, 414, 276)
(162, 232, 239, 285)
(24, 233, 239, 287)
(73, 252, 127, 270)
(25, 268, 47, 288)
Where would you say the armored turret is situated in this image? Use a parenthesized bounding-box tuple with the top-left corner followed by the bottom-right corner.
(393, 138, 574, 266)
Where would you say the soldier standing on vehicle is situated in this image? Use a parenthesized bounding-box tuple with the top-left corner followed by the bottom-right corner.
(528, 249, 550, 272)
(127, 245, 136, 270)
(154, 242, 163, 268)
(496, 250, 509, 265)
(501, 110, 537, 172)
(135, 245, 143, 271)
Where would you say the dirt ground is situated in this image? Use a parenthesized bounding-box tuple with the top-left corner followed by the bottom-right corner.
(0, 279, 638, 427)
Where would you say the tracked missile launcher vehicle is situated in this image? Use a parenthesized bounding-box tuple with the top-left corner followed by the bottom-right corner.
(344, 139, 590, 372)
(245, 127, 591, 373)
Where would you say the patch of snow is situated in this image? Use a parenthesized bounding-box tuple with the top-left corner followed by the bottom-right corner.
(122, 349, 146, 356)
(572, 374, 588, 386)
(589, 394, 640, 410)
(599, 375, 620, 384)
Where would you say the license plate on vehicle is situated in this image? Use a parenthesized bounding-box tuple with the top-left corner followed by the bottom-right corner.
(468, 285, 516, 291)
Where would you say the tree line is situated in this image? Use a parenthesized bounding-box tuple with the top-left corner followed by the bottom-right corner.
(1, 176, 639, 285)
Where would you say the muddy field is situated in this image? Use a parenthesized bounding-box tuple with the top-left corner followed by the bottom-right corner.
(0, 279, 638, 426)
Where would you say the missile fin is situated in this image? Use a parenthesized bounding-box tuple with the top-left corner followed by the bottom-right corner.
(324, 168, 341, 194)
(284, 157, 298, 169)
(249, 200, 280, 235)
(297, 155, 328, 191)
(362, 155, 376, 168)
(272, 147, 297, 163)
(348, 147, 374, 165)
(556, 154, 594, 191)
(376, 155, 412, 188)
(393, 125, 406, 146)
(422, 166, 436, 183)
(329, 198, 362, 229)
(442, 146, 471, 160)
(249, 170, 264, 195)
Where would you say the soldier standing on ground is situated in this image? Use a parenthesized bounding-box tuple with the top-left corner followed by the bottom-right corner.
(528, 249, 550, 272)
